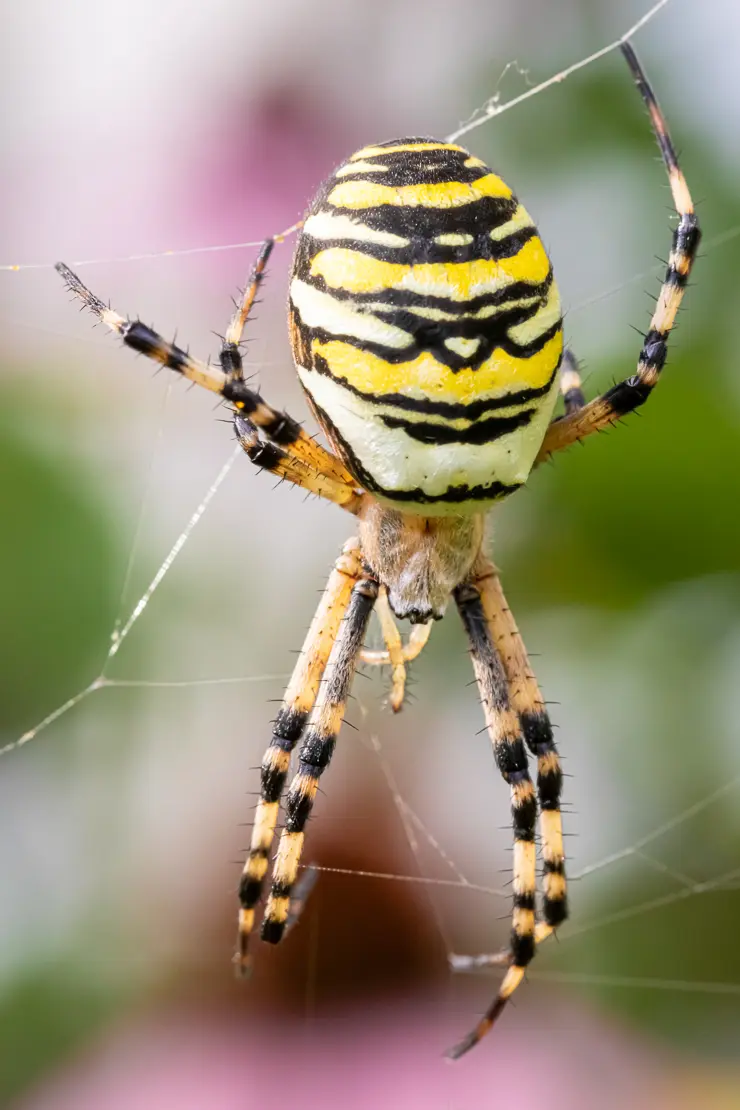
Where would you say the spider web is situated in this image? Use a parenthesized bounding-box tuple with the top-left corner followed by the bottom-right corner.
(3, 0, 740, 1018)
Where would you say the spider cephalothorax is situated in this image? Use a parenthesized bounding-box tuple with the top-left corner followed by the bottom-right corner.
(56, 42, 699, 1058)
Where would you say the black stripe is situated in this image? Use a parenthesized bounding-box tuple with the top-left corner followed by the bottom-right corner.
(513, 892, 536, 911)
(512, 797, 537, 839)
(544, 899, 567, 927)
(293, 267, 554, 317)
(124, 321, 190, 373)
(301, 225, 537, 267)
(602, 374, 655, 417)
(244, 440, 284, 470)
(674, 212, 700, 256)
(519, 710, 555, 757)
(313, 406, 523, 506)
(307, 347, 561, 420)
(511, 932, 535, 966)
(664, 266, 688, 290)
(259, 411, 303, 445)
(239, 875, 265, 908)
(261, 762, 289, 806)
(494, 739, 530, 779)
(272, 706, 309, 751)
(294, 311, 561, 372)
(335, 159, 495, 189)
(260, 707, 309, 802)
(380, 406, 535, 446)
(220, 342, 241, 377)
(222, 378, 260, 413)
(303, 193, 519, 244)
(260, 919, 284, 943)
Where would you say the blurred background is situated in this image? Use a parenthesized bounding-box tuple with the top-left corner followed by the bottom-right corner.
(2, 0, 740, 1106)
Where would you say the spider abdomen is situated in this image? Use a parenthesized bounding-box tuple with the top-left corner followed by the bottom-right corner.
(289, 138, 563, 515)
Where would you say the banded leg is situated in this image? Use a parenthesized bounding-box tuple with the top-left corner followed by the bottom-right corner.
(448, 583, 538, 1060)
(475, 563, 567, 944)
(55, 255, 355, 487)
(537, 42, 700, 462)
(216, 234, 353, 485)
(235, 539, 363, 973)
(261, 575, 379, 942)
(219, 238, 275, 379)
(233, 414, 363, 514)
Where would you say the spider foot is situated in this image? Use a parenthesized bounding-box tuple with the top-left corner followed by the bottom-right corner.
(445, 965, 525, 1060)
(450, 921, 556, 975)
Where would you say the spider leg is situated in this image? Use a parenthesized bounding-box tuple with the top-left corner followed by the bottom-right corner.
(283, 865, 319, 938)
(235, 539, 364, 974)
(359, 617, 432, 667)
(559, 347, 586, 415)
(260, 573, 379, 943)
(450, 568, 566, 981)
(448, 582, 538, 1060)
(219, 239, 275, 379)
(368, 588, 407, 712)
(358, 604, 433, 712)
(217, 235, 354, 486)
(55, 250, 355, 489)
(537, 42, 700, 462)
(233, 414, 363, 513)
(455, 563, 567, 971)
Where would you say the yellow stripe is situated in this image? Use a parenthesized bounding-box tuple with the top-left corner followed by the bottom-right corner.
(311, 330, 562, 399)
(489, 203, 536, 241)
(326, 173, 512, 211)
(310, 236, 549, 298)
(513, 839, 536, 895)
(351, 142, 466, 158)
(273, 830, 305, 886)
(540, 810, 564, 862)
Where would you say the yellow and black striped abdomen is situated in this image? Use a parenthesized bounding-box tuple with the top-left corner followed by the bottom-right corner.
(289, 139, 563, 514)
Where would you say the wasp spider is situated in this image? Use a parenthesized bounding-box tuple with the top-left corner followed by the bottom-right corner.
(56, 43, 699, 1058)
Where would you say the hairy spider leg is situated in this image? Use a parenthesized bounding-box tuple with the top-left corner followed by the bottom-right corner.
(537, 42, 700, 461)
(261, 576, 379, 942)
(54, 255, 357, 492)
(235, 540, 364, 973)
(448, 582, 538, 1059)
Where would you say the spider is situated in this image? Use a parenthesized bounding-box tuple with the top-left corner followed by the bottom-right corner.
(56, 42, 698, 1059)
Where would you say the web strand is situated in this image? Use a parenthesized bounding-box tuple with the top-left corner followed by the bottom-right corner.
(1, 1, 673, 274)
(2, 447, 243, 757)
(107, 446, 240, 660)
(446, 0, 672, 141)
